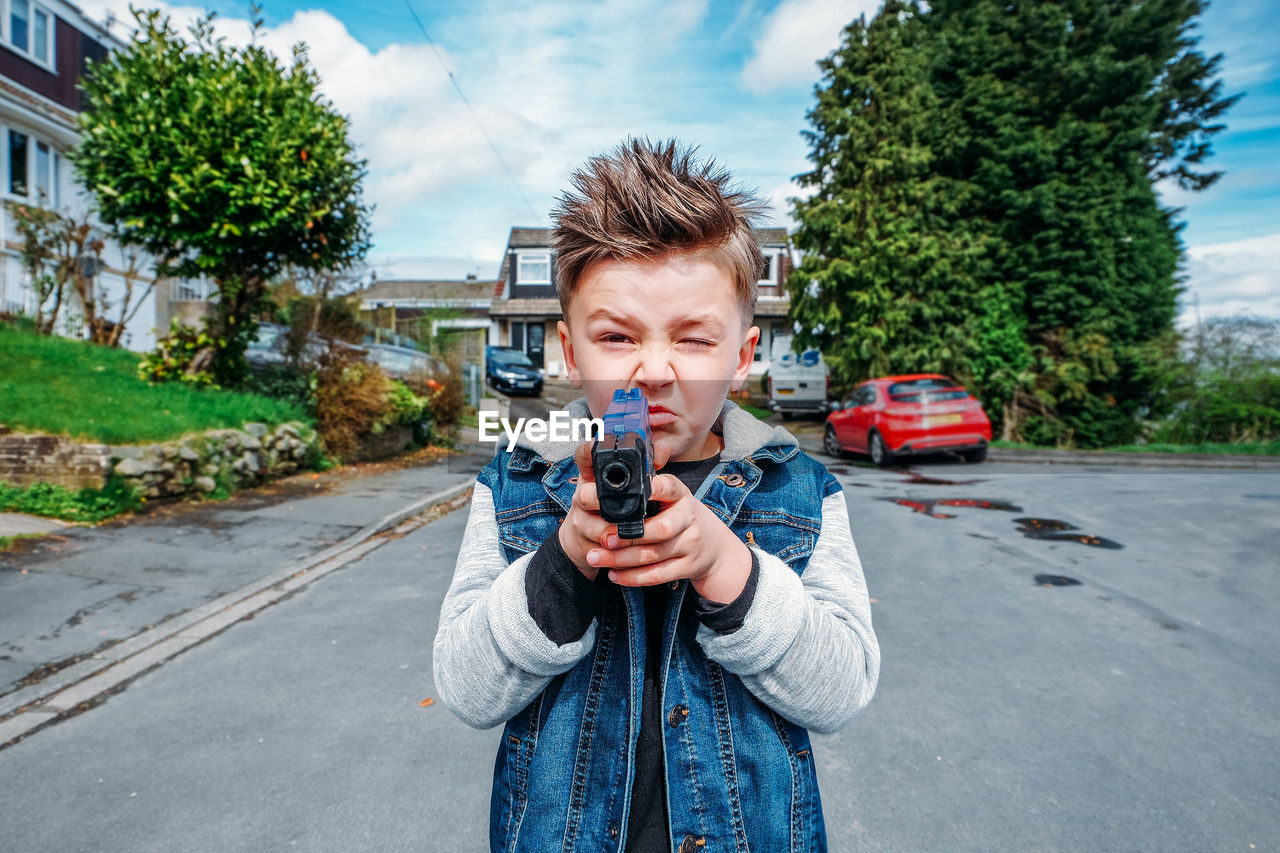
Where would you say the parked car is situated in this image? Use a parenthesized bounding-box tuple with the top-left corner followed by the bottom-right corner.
(486, 346, 543, 396)
(365, 343, 449, 384)
(767, 334, 830, 418)
(245, 323, 293, 373)
(823, 374, 992, 466)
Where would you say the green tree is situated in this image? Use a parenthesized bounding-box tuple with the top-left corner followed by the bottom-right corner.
(74, 6, 371, 386)
(791, 1, 990, 388)
(792, 0, 1236, 446)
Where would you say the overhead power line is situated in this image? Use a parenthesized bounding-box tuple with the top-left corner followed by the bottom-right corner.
(401, 0, 543, 223)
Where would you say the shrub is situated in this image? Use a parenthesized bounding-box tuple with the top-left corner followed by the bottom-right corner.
(139, 318, 219, 387)
(0, 477, 142, 523)
(312, 348, 394, 460)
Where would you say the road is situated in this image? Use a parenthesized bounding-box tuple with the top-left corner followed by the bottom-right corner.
(1, 391, 1277, 851)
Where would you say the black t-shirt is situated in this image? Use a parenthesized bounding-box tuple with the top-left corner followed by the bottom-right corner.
(523, 454, 760, 851)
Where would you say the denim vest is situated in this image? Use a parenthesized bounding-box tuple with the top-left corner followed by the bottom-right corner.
(479, 435, 841, 853)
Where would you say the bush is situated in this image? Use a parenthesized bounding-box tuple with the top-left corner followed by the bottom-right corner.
(0, 477, 142, 523)
(246, 362, 315, 411)
(139, 318, 219, 387)
(312, 349, 394, 460)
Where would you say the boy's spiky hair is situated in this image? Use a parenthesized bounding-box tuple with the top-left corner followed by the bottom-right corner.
(551, 138, 769, 327)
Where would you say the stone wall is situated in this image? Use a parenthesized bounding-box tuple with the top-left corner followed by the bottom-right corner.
(0, 427, 112, 489)
(1, 419, 422, 501)
(110, 422, 321, 498)
(0, 421, 321, 499)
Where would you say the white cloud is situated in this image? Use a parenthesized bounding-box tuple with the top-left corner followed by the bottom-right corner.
(1182, 232, 1280, 325)
(740, 0, 881, 93)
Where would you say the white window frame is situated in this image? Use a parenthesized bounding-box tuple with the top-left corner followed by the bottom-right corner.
(2, 0, 58, 71)
(170, 276, 215, 303)
(759, 250, 780, 285)
(3, 124, 61, 207)
(516, 251, 551, 285)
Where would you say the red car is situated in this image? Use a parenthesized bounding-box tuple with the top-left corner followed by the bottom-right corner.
(823, 374, 992, 466)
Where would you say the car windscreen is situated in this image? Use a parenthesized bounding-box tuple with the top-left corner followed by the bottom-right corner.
(373, 350, 426, 372)
(249, 327, 283, 349)
(888, 378, 969, 403)
(491, 351, 534, 367)
(891, 390, 970, 403)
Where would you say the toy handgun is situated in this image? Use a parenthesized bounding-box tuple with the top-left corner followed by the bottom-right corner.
(591, 389, 654, 539)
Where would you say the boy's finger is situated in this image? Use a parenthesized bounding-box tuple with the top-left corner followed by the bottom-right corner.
(573, 441, 596, 483)
(648, 473, 690, 506)
(572, 480, 600, 513)
(587, 540, 675, 570)
(606, 559, 686, 588)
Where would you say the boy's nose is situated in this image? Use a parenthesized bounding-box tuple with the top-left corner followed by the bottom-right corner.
(632, 347, 675, 391)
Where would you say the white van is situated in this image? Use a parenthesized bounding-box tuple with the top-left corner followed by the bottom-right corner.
(767, 335, 830, 418)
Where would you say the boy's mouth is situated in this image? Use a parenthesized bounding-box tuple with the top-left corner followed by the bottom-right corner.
(648, 405, 678, 428)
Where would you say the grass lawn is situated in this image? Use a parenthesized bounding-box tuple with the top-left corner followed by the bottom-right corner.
(991, 439, 1280, 456)
(0, 323, 311, 445)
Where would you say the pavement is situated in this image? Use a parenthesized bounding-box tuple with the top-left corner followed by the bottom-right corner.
(1, 451, 1277, 850)
(0, 440, 493, 747)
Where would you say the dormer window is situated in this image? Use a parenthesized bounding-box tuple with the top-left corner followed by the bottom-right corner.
(6, 0, 56, 69)
(759, 250, 780, 285)
(517, 251, 551, 285)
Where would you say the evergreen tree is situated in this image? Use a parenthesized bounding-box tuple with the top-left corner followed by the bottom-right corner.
(791, 1, 989, 390)
(791, 0, 1236, 446)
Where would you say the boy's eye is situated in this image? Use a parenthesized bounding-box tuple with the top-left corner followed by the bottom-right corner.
(681, 339, 713, 348)
(600, 333, 632, 344)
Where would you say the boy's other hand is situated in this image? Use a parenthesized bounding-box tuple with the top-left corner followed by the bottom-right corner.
(587, 473, 753, 604)
(558, 441, 614, 580)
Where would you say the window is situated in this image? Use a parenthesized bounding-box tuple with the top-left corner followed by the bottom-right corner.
(6, 128, 60, 205)
(759, 251, 779, 285)
(33, 6, 47, 63)
(511, 320, 525, 351)
(170, 278, 214, 302)
(5, 1, 54, 67)
(10, 0, 28, 52)
(9, 130, 28, 196)
(516, 252, 551, 285)
(34, 140, 49, 201)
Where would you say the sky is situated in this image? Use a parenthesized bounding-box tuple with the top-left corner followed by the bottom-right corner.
(73, 0, 1280, 326)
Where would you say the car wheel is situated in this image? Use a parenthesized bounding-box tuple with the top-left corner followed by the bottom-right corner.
(823, 425, 845, 459)
(962, 446, 988, 464)
(869, 431, 894, 468)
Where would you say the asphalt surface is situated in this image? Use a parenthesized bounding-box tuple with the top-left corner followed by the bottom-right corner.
(2, 390, 1277, 850)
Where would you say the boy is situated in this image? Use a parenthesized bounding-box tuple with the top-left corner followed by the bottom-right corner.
(434, 139, 879, 852)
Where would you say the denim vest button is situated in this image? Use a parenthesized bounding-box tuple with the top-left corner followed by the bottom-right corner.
(679, 835, 705, 852)
(608, 821, 619, 839)
(667, 703, 689, 727)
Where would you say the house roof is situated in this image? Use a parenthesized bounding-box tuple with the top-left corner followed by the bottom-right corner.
(493, 225, 792, 297)
(356, 278, 494, 306)
(490, 296, 790, 320)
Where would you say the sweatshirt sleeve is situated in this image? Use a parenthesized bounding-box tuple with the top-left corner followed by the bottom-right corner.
(694, 489, 880, 734)
(432, 482, 598, 730)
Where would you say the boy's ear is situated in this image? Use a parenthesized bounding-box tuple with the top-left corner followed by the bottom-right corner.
(558, 320, 583, 388)
(730, 325, 760, 392)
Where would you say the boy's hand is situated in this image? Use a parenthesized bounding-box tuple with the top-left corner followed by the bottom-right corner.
(586, 473, 753, 604)
(557, 441, 614, 580)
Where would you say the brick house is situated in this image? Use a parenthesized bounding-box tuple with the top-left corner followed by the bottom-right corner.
(487, 226, 795, 377)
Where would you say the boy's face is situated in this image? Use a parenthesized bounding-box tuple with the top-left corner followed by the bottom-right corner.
(558, 252, 759, 465)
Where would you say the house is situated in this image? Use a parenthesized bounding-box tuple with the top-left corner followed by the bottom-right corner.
(487, 226, 795, 376)
(355, 273, 496, 364)
(0, 3, 207, 352)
